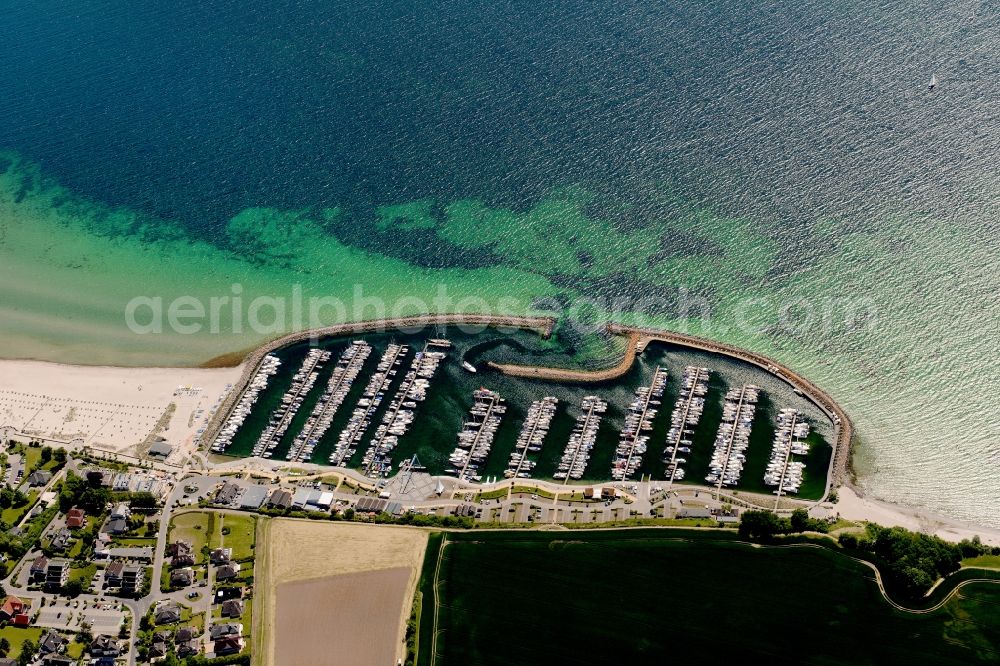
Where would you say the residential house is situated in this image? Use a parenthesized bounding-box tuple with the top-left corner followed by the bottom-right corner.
(165, 540, 193, 558)
(209, 623, 242, 641)
(149, 640, 168, 659)
(110, 503, 131, 521)
(177, 641, 199, 658)
(50, 527, 72, 551)
(45, 560, 69, 590)
(105, 516, 128, 535)
(215, 563, 240, 581)
(171, 551, 196, 568)
(27, 470, 52, 486)
(175, 628, 196, 643)
(209, 547, 232, 565)
(89, 635, 120, 658)
(65, 508, 86, 529)
(214, 636, 245, 655)
(29, 555, 49, 583)
(154, 603, 181, 625)
(41, 657, 74, 666)
(214, 586, 242, 603)
(221, 599, 244, 619)
(0, 595, 25, 621)
(120, 564, 145, 596)
(38, 631, 67, 654)
(170, 567, 195, 588)
(104, 562, 124, 587)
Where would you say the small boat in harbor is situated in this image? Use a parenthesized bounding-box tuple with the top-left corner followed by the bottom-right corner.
(462, 361, 477, 373)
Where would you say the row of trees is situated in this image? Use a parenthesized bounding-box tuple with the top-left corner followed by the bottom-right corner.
(737, 508, 829, 540)
(737, 509, 982, 601)
(839, 524, 963, 599)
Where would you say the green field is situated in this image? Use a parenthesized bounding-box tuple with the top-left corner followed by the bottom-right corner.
(963, 555, 1000, 569)
(169, 512, 218, 563)
(419, 530, 1000, 665)
(220, 514, 256, 560)
(0, 626, 43, 659)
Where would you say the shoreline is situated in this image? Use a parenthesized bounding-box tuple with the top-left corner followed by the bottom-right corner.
(1, 331, 998, 543)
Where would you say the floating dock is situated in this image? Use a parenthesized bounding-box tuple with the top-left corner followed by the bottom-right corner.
(211, 354, 281, 453)
(328, 343, 408, 466)
(253, 348, 330, 458)
(764, 408, 811, 498)
(611, 367, 668, 481)
(362, 342, 448, 477)
(504, 396, 558, 479)
(447, 388, 507, 482)
(662, 366, 710, 483)
(555, 396, 608, 482)
(705, 384, 760, 491)
(286, 341, 371, 463)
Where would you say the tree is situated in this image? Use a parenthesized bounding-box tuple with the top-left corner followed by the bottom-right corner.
(738, 510, 789, 541)
(40, 446, 53, 464)
(0, 636, 10, 656)
(789, 508, 810, 533)
(63, 578, 85, 598)
(53, 448, 67, 464)
(17, 639, 37, 666)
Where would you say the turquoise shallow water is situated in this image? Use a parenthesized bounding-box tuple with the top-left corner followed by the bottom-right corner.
(0, 1, 998, 526)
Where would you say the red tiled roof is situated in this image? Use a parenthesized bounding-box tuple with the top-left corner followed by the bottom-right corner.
(0, 596, 24, 617)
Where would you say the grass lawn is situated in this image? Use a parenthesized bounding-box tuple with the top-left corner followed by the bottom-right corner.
(183, 611, 205, 632)
(963, 555, 1000, 569)
(21, 446, 42, 473)
(67, 537, 85, 558)
(0, 626, 44, 659)
(220, 514, 256, 560)
(1, 490, 39, 525)
(422, 530, 1000, 665)
(69, 562, 97, 587)
(169, 512, 218, 562)
(66, 641, 85, 659)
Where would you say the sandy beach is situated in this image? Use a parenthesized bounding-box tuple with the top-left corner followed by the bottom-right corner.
(834, 485, 1000, 546)
(0, 358, 241, 463)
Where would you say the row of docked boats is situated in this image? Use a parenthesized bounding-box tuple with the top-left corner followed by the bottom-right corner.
(662, 366, 710, 482)
(764, 408, 811, 495)
(328, 343, 408, 466)
(253, 348, 331, 457)
(362, 343, 448, 477)
(286, 341, 372, 463)
(446, 388, 507, 482)
(705, 384, 760, 487)
(504, 396, 558, 479)
(611, 366, 668, 481)
(554, 396, 607, 481)
(211, 354, 281, 453)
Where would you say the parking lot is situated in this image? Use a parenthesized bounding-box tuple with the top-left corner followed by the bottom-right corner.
(35, 600, 125, 635)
